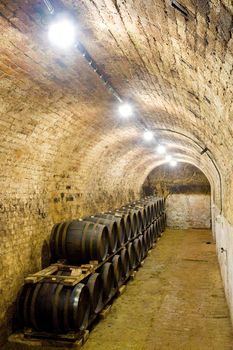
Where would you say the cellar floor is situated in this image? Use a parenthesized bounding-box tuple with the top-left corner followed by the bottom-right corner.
(6, 229, 233, 350)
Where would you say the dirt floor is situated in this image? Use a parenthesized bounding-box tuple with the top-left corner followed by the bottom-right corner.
(6, 229, 233, 350)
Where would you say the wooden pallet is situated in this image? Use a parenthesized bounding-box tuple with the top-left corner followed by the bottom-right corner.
(24, 261, 99, 286)
(8, 330, 89, 349)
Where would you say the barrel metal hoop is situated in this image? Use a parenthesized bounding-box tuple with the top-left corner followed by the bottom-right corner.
(64, 287, 72, 331)
(30, 283, 43, 330)
(61, 221, 72, 258)
(81, 222, 91, 261)
(52, 284, 64, 332)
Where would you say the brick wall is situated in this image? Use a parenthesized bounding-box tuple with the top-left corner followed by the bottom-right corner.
(142, 163, 211, 229)
(0, 0, 233, 345)
(166, 194, 211, 228)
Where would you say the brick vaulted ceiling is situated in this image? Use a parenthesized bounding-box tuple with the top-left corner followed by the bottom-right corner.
(0, 0, 232, 213)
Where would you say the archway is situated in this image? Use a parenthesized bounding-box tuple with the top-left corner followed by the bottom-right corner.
(142, 163, 211, 229)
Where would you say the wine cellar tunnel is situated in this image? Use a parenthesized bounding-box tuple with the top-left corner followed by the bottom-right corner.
(0, 0, 233, 349)
(142, 163, 211, 229)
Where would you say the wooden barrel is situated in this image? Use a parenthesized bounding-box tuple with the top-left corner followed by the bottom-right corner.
(127, 242, 137, 270)
(86, 273, 103, 314)
(144, 229, 153, 250)
(17, 282, 90, 333)
(83, 216, 118, 254)
(106, 211, 131, 241)
(100, 262, 115, 302)
(120, 248, 130, 279)
(94, 213, 126, 245)
(50, 221, 109, 264)
(158, 199, 163, 215)
(130, 204, 147, 230)
(138, 234, 146, 259)
(160, 213, 166, 232)
(152, 220, 159, 242)
(157, 217, 162, 237)
(155, 200, 160, 218)
(55, 269, 103, 315)
(133, 238, 142, 264)
(163, 212, 167, 230)
(115, 209, 138, 239)
(124, 206, 144, 234)
(134, 202, 152, 227)
(161, 198, 165, 212)
(112, 254, 123, 287)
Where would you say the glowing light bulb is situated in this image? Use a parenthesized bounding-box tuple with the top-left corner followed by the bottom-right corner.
(170, 160, 177, 167)
(118, 103, 133, 117)
(48, 18, 76, 49)
(143, 130, 153, 141)
(157, 145, 166, 154)
(165, 155, 172, 162)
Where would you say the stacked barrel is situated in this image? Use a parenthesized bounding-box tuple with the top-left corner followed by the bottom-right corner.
(17, 196, 166, 335)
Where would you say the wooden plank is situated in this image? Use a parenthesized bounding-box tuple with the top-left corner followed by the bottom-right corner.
(99, 304, 112, 319)
(117, 284, 126, 296)
(130, 271, 137, 280)
(8, 331, 89, 348)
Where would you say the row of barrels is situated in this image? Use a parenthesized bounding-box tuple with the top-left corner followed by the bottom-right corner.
(18, 212, 166, 334)
(17, 197, 166, 335)
(50, 198, 166, 265)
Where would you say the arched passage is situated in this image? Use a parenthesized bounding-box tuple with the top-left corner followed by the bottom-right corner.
(142, 163, 211, 229)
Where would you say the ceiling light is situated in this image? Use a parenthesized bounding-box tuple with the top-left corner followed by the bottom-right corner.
(143, 130, 153, 141)
(165, 155, 172, 162)
(48, 18, 76, 49)
(118, 103, 133, 117)
(157, 145, 166, 154)
(170, 160, 177, 167)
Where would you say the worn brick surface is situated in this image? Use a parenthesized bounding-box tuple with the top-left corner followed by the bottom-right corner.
(0, 0, 233, 346)
(142, 164, 211, 228)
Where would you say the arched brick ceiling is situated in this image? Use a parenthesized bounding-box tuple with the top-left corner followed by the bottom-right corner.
(0, 0, 232, 215)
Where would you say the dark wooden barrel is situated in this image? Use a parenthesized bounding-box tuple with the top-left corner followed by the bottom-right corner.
(157, 217, 162, 237)
(158, 199, 163, 215)
(155, 199, 160, 219)
(86, 273, 103, 314)
(160, 213, 166, 232)
(83, 216, 118, 254)
(152, 220, 159, 242)
(127, 242, 137, 270)
(135, 202, 152, 227)
(106, 211, 131, 242)
(161, 198, 165, 212)
(120, 248, 130, 279)
(138, 234, 146, 259)
(50, 221, 109, 264)
(144, 229, 153, 250)
(121, 208, 138, 238)
(163, 212, 167, 230)
(130, 204, 147, 230)
(55, 269, 103, 315)
(112, 254, 123, 287)
(17, 282, 90, 333)
(133, 238, 142, 264)
(94, 213, 126, 246)
(100, 262, 115, 302)
(114, 209, 137, 239)
(124, 206, 144, 234)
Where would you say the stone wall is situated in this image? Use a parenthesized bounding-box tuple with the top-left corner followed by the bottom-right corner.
(166, 194, 211, 228)
(142, 163, 211, 229)
(0, 171, 139, 345)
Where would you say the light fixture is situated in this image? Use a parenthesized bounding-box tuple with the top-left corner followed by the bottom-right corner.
(143, 130, 153, 141)
(170, 160, 177, 167)
(165, 155, 172, 162)
(118, 103, 133, 117)
(48, 17, 76, 49)
(157, 145, 166, 154)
